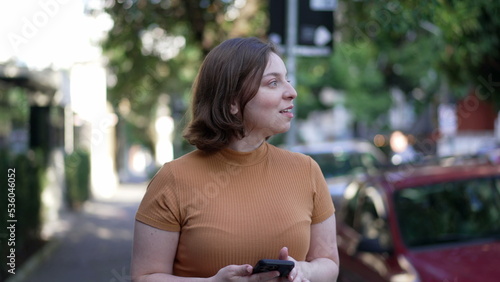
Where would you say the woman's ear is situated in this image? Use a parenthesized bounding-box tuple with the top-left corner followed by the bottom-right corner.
(230, 103, 239, 115)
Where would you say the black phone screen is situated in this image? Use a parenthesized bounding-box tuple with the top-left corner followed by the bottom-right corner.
(252, 259, 295, 277)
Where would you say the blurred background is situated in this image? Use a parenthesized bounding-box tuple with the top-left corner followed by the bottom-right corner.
(0, 0, 499, 281)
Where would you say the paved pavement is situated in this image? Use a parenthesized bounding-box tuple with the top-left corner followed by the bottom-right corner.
(9, 182, 147, 282)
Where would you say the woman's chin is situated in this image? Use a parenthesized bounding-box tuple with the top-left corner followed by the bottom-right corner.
(274, 125, 291, 135)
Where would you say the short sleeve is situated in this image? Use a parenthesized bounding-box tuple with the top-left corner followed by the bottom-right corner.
(309, 158, 335, 224)
(135, 163, 182, 231)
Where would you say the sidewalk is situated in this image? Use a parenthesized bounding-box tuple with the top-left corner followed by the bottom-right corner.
(8, 182, 147, 282)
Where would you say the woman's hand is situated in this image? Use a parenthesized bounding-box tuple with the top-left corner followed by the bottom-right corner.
(210, 264, 281, 282)
(278, 215, 341, 282)
(278, 247, 309, 282)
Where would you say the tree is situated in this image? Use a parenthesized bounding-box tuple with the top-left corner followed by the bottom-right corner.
(337, 0, 500, 109)
(100, 0, 267, 154)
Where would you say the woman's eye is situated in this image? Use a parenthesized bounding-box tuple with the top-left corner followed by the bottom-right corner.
(269, 81, 278, 87)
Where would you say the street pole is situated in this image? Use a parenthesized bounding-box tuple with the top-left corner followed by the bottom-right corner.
(285, 0, 298, 147)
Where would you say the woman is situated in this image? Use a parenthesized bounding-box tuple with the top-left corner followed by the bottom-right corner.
(131, 37, 339, 282)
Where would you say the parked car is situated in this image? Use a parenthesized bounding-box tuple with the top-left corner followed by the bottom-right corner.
(288, 139, 387, 207)
(336, 158, 500, 282)
(477, 145, 500, 164)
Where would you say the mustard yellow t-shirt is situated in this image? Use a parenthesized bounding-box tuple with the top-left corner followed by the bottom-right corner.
(136, 142, 334, 277)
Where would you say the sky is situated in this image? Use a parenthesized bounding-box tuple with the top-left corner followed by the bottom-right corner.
(0, 0, 111, 70)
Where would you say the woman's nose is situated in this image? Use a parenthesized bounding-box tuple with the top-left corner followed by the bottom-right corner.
(285, 83, 297, 100)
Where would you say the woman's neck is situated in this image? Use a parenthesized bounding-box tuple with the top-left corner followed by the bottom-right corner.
(227, 136, 265, 152)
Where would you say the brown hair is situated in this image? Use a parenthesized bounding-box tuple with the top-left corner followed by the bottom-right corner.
(183, 37, 278, 152)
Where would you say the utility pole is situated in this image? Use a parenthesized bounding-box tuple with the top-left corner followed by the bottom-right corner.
(285, 0, 298, 147)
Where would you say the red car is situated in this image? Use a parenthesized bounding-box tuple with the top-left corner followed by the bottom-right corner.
(336, 158, 500, 282)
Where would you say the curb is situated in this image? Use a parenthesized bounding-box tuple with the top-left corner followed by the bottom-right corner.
(4, 206, 82, 282)
(5, 238, 62, 282)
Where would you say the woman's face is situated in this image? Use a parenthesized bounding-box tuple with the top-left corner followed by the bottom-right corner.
(239, 52, 297, 139)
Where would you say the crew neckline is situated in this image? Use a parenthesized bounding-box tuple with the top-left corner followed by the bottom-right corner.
(216, 142, 269, 166)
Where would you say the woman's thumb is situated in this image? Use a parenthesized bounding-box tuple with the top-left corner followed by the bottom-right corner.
(279, 246, 289, 260)
(235, 264, 253, 276)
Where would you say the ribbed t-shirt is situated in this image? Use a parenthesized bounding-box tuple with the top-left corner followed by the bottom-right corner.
(135, 142, 335, 277)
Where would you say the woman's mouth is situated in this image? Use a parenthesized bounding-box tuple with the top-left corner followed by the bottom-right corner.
(279, 108, 294, 118)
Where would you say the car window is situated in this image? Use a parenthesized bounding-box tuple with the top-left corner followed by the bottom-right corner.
(394, 177, 500, 248)
(355, 187, 392, 248)
(357, 190, 379, 236)
(309, 152, 381, 178)
(343, 182, 361, 228)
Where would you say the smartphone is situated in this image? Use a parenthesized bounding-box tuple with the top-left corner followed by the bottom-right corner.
(252, 259, 295, 277)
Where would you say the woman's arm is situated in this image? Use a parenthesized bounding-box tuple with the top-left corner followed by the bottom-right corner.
(131, 221, 280, 282)
(305, 214, 340, 281)
(283, 214, 340, 282)
(131, 220, 195, 281)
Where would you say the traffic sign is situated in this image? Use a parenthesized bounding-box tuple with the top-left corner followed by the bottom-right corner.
(269, 0, 336, 56)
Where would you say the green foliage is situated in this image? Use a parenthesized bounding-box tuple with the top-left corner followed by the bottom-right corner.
(102, 0, 268, 109)
(428, 0, 500, 94)
(0, 86, 30, 138)
(338, 0, 500, 109)
(0, 150, 45, 280)
(64, 149, 91, 209)
(296, 41, 391, 123)
(335, 44, 391, 122)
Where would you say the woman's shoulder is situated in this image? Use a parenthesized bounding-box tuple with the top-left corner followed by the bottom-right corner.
(162, 149, 213, 169)
(149, 149, 213, 185)
(267, 143, 312, 164)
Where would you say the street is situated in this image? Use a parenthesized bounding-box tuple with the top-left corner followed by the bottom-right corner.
(9, 182, 147, 282)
